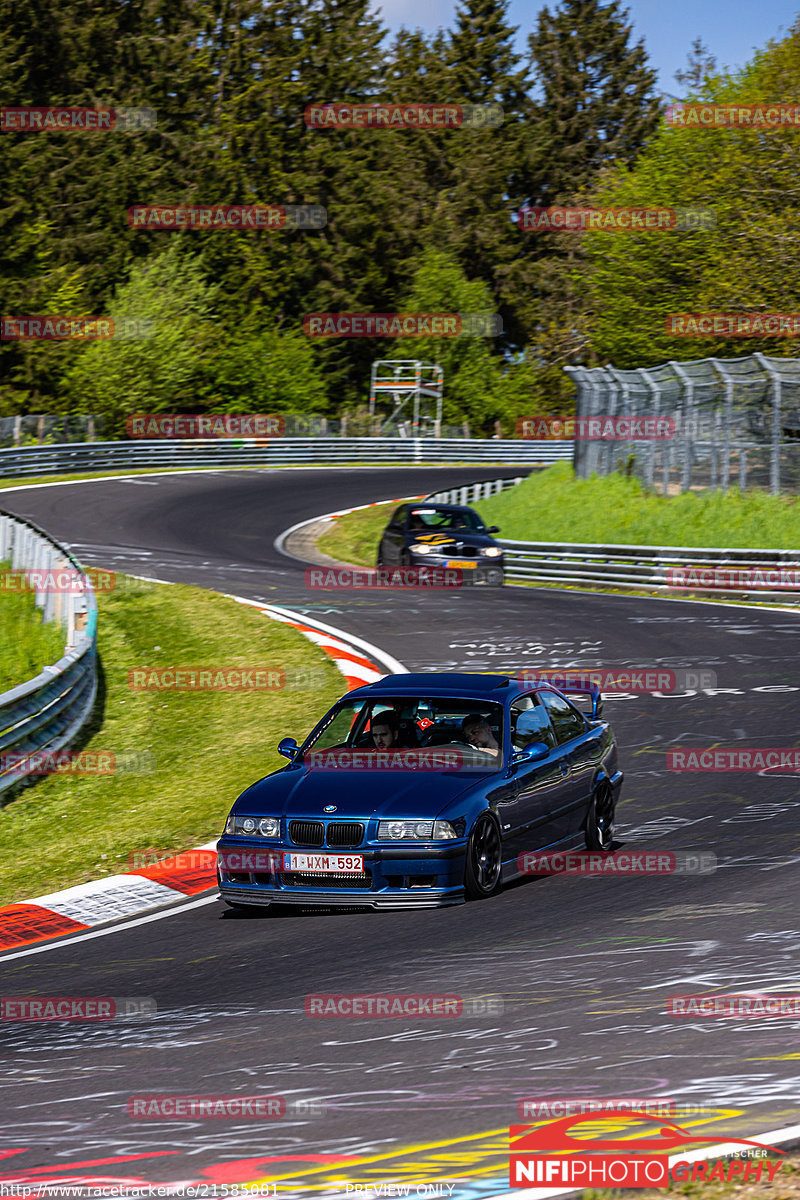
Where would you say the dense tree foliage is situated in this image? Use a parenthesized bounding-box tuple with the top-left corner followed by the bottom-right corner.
(9, 0, 777, 431)
(585, 16, 800, 366)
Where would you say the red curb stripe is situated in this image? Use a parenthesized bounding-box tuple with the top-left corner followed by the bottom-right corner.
(0, 904, 89, 950)
(132, 850, 218, 894)
(278, 620, 382, 674)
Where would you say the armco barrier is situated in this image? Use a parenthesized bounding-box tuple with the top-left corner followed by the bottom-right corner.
(0, 438, 573, 478)
(425, 476, 525, 506)
(0, 512, 98, 799)
(501, 540, 800, 601)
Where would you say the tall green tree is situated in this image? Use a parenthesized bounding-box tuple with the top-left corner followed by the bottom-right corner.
(526, 0, 661, 204)
(514, 0, 662, 402)
(584, 15, 800, 366)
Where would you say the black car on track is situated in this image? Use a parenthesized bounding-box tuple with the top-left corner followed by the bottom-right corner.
(376, 502, 504, 585)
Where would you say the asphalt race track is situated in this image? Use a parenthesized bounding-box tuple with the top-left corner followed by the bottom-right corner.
(2, 467, 799, 1198)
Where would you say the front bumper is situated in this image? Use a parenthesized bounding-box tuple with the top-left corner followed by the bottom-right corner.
(216, 837, 467, 909)
(410, 553, 504, 586)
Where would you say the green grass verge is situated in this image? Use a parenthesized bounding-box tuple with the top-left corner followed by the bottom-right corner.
(317, 501, 408, 567)
(0, 576, 344, 904)
(0, 560, 66, 691)
(475, 463, 800, 548)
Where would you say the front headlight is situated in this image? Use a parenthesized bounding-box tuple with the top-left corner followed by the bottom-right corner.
(481, 546, 503, 558)
(377, 819, 459, 841)
(410, 543, 433, 555)
(227, 815, 281, 837)
(378, 819, 434, 840)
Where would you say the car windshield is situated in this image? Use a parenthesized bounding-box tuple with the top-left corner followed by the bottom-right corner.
(303, 696, 504, 769)
(407, 508, 486, 532)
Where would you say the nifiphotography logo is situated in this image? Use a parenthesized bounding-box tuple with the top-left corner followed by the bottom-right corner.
(509, 1110, 784, 1188)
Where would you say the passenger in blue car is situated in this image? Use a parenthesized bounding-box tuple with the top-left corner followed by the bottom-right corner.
(461, 714, 500, 757)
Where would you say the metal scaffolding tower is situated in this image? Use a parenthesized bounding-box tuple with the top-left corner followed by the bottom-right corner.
(369, 360, 444, 436)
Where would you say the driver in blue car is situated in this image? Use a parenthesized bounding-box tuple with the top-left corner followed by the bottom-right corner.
(461, 714, 500, 757)
(371, 710, 402, 749)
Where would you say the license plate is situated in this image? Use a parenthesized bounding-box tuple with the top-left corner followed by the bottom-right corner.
(446, 559, 477, 569)
(283, 852, 364, 873)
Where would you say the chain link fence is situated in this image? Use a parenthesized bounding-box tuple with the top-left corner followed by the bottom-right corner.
(564, 354, 800, 494)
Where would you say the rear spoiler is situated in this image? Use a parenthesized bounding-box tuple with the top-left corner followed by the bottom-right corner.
(527, 678, 604, 720)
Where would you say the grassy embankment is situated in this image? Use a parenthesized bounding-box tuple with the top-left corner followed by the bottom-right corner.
(0, 560, 66, 692)
(0, 575, 344, 903)
(317, 466, 800, 586)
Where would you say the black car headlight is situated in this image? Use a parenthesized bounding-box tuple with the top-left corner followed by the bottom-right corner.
(225, 814, 281, 837)
(481, 547, 503, 557)
(377, 819, 458, 841)
(409, 543, 433, 555)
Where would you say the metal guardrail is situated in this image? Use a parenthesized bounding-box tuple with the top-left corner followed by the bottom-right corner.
(501, 540, 800, 602)
(425, 476, 525, 506)
(0, 512, 98, 799)
(0, 438, 574, 478)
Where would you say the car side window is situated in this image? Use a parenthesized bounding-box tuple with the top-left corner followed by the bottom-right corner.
(540, 690, 587, 745)
(390, 506, 407, 528)
(510, 696, 556, 751)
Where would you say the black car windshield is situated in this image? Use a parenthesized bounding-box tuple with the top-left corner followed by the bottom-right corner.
(407, 508, 486, 532)
(303, 697, 504, 769)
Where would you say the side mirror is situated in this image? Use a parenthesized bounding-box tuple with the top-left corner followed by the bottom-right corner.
(278, 736, 299, 760)
(488, 526, 500, 534)
(511, 741, 550, 766)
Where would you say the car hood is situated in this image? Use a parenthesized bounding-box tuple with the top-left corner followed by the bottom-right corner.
(234, 764, 483, 819)
(411, 531, 497, 547)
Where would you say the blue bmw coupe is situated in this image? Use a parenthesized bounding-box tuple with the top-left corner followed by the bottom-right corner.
(216, 672, 623, 910)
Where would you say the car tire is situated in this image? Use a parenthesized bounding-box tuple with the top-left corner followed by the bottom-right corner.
(585, 783, 615, 851)
(376, 544, 385, 566)
(464, 813, 503, 900)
